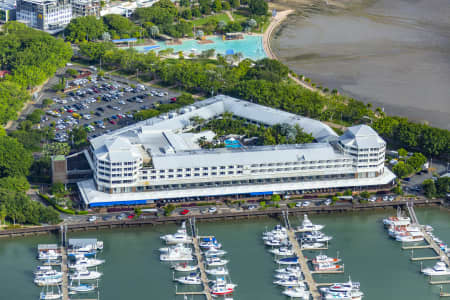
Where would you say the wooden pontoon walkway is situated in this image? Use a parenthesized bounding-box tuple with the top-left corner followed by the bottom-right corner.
(287, 230, 321, 300)
(61, 246, 69, 300)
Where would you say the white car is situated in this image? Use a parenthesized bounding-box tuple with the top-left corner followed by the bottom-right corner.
(88, 216, 97, 222)
(295, 202, 302, 207)
(368, 196, 377, 202)
(302, 201, 311, 207)
(382, 196, 389, 201)
(324, 199, 332, 206)
(208, 207, 217, 213)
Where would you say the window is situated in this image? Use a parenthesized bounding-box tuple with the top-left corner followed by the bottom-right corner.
(212, 172, 217, 176)
(203, 167, 208, 170)
(203, 173, 208, 176)
(160, 175, 165, 179)
(177, 169, 182, 172)
(228, 165, 234, 169)
(220, 172, 225, 175)
(168, 169, 174, 172)
(212, 167, 217, 170)
(228, 171, 234, 175)
(220, 166, 226, 169)
(194, 168, 200, 171)
(177, 174, 182, 178)
(168, 175, 174, 178)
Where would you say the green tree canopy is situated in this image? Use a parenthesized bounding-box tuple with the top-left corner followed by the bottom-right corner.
(0, 135, 33, 177)
(422, 179, 436, 198)
(248, 0, 268, 15)
(65, 16, 106, 42)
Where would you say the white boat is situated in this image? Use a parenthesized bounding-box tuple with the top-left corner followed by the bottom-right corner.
(264, 238, 289, 247)
(172, 262, 199, 272)
(282, 286, 310, 299)
(297, 214, 325, 231)
(262, 225, 288, 241)
(34, 277, 62, 286)
(40, 286, 62, 300)
(312, 254, 341, 265)
(301, 242, 325, 249)
(35, 270, 63, 280)
(275, 266, 302, 274)
(38, 250, 61, 261)
(206, 257, 228, 267)
(69, 269, 102, 280)
(96, 241, 104, 250)
(422, 261, 450, 276)
(275, 272, 303, 280)
(383, 215, 410, 227)
(314, 262, 343, 271)
(200, 237, 222, 249)
(210, 277, 236, 296)
(204, 248, 227, 257)
(205, 267, 229, 276)
(322, 290, 364, 300)
(174, 273, 202, 285)
(273, 276, 305, 287)
(160, 246, 194, 261)
(395, 231, 424, 242)
(268, 247, 294, 256)
(69, 257, 105, 269)
(159, 243, 192, 254)
(319, 279, 361, 293)
(68, 283, 95, 293)
(303, 231, 333, 242)
(161, 222, 193, 244)
(35, 266, 53, 275)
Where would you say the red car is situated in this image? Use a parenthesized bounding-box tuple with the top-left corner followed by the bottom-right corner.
(109, 120, 116, 125)
(67, 109, 74, 113)
(127, 214, 135, 219)
(170, 97, 177, 103)
(180, 209, 190, 215)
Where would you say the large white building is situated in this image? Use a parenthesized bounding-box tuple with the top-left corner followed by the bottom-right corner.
(78, 95, 395, 207)
(16, 0, 71, 32)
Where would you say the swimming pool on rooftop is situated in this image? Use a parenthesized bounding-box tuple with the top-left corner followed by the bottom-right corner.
(134, 35, 267, 60)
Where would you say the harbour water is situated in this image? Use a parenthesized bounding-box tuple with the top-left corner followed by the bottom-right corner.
(272, 0, 450, 129)
(1, 207, 449, 299)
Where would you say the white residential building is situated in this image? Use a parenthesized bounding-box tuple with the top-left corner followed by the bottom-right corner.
(78, 95, 395, 207)
(16, 0, 71, 32)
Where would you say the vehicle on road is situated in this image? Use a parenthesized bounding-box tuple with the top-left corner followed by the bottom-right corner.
(88, 216, 97, 222)
(180, 209, 190, 215)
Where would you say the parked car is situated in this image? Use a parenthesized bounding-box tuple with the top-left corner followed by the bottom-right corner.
(88, 216, 97, 222)
(324, 199, 332, 206)
(302, 201, 311, 207)
(127, 214, 135, 219)
(295, 202, 302, 207)
(208, 207, 217, 213)
(180, 209, 190, 215)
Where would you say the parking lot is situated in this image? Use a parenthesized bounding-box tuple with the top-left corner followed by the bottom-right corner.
(41, 74, 179, 142)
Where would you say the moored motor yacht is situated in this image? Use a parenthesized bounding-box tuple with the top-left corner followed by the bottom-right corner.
(174, 273, 202, 285)
(274, 272, 303, 280)
(35, 266, 53, 275)
(204, 247, 227, 257)
(319, 279, 361, 293)
(268, 247, 294, 256)
(273, 276, 305, 287)
(314, 262, 343, 271)
(210, 277, 236, 296)
(160, 222, 193, 244)
(69, 269, 102, 280)
(297, 214, 325, 231)
(301, 242, 325, 249)
(421, 261, 450, 276)
(69, 257, 105, 269)
(383, 215, 411, 227)
(265, 238, 289, 247)
(275, 266, 301, 274)
(395, 231, 424, 242)
(159, 243, 192, 254)
(68, 283, 95, 293)
(322, 290, 364, 300)
(312, 254, 341, 265)
(35, 270, 63, 280)
(172, 262, 198, 272)
(205, 266, 229, 276)
(282, 286, 310, 299)
(34, 277, 62, 286)
(38, 250, 61, 261)
(199, 237, 222, 250)
(302, 231, 333, 243)
(206, 257, 228, 267)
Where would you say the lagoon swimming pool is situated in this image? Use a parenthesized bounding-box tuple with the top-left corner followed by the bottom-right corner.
(134, 35, 267, 60)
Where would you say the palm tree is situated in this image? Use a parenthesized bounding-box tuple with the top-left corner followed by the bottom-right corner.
(196, 30, 204, 39)
(150, 26, 159, 38)
(248, 19, 257, 28)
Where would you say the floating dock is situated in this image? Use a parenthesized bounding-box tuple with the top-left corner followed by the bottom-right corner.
(287, 230, 321, 300)
(61, 246, 69, 300)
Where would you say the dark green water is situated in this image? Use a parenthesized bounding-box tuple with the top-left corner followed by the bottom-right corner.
(1, 207, 449, 299)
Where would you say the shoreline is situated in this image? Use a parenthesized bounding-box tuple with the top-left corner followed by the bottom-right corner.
(262, 9, 322, 93)
(0, 198, 445, 238)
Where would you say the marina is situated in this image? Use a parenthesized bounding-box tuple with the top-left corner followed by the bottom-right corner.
(1, 208, 450, 299)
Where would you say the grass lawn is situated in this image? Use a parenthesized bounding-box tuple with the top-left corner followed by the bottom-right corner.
(191, 13, 231, 26)
(231, 11, 248, 23)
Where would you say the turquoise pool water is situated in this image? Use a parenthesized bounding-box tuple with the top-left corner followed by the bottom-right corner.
(135, 35, 267, 60)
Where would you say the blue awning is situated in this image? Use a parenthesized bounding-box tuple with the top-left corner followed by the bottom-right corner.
(143, 45, 160, 51)
(89, 200, 148, 207)
(111, 38, 137, 43)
